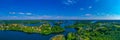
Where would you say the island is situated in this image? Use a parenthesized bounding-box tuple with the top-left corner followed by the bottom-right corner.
(0, 23, 64, 35)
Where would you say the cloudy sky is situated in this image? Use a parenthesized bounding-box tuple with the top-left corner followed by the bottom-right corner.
(0, 0, 120, 20)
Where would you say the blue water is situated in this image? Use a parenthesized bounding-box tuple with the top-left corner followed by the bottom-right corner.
(0, 31, 57, 40)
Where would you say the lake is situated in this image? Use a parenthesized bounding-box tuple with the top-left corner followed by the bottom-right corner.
(0, 20, 120, 40)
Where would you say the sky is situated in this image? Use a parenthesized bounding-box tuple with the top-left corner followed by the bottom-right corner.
(0, 0, 120, 20)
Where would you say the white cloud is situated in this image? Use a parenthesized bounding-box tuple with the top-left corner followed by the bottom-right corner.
(80, 8, 84, 10)
(63, 0, 78, 5)
(9, 12, 16, 14)
(96, 12, 115, 17)
(88, 6, 92, 9)
(26, 13, 32, 15)
(12, 16, 17, 18)
(41, 15, 52, 18)
(1, 15, 120, 20)
(55, 16, 64, 18)
(85, 13, 92, 16)
(64, 2, 71, 5)
(18, 12, 25, 14)
(9, 12, 33, 16)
